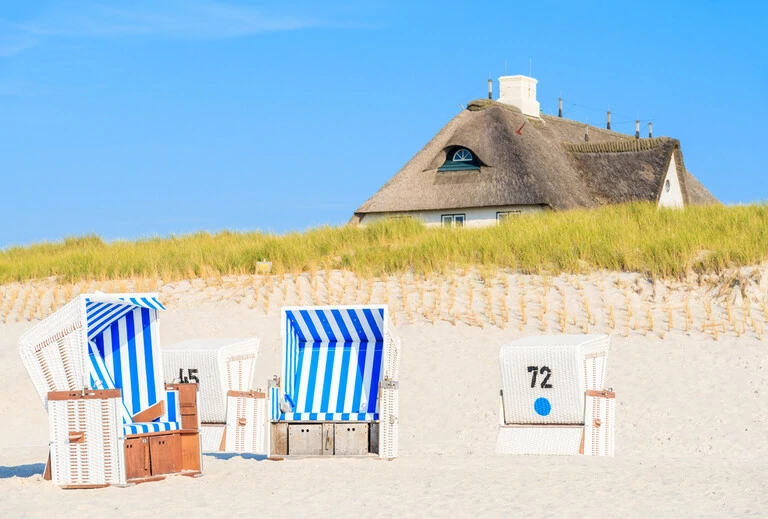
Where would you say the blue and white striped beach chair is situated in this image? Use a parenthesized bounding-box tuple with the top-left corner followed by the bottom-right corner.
(269, 305, 401, 459)
(18, 293, 203, 487)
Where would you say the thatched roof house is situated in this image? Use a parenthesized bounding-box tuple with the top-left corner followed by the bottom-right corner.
(352, 75, 717, 227)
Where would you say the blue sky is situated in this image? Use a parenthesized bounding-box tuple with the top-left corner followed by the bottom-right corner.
(1, 0, 766, 247)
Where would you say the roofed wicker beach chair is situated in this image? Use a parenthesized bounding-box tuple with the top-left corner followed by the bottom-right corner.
(269, 305, 401, 459)
(497, 334, 615, 456)
(163, 338, 266, 454)
(18, 293, 203, 487)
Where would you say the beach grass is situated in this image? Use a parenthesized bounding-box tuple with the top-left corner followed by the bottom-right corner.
(1, 202, 767, 283)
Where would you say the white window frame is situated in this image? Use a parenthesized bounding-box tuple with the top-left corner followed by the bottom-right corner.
(453, 149, 473, 162)
(497, 210, 522, 222)
(442, 214, 466, 227)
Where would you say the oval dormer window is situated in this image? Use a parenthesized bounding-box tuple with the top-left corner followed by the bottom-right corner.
(665, 179, 671, 192)
(453, 149, 473, 162)
(438, 146, 481, 172)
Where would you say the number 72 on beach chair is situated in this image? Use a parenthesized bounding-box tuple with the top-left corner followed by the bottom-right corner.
(496, 334, 615, 456)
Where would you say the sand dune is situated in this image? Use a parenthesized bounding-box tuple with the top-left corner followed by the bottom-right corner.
(1, 271, 766, 517)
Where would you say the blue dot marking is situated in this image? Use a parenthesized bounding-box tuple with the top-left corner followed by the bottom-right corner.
(534, 397, 551, 416)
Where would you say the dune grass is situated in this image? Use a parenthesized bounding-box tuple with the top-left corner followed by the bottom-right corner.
(1, 203, 767, 284)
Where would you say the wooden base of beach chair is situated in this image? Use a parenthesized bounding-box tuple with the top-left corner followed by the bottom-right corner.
(122, 384, 203, 483)
(270, 421, 378, 457)
(124, 430, 202, 481)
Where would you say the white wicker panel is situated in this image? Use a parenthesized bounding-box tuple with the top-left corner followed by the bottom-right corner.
(496, 426, 583, 455)
(163, 338, 260, 425)
(584, 393, 616, 457)
(18, 298, 87, 403)
(584, 353, 608, 392)
(379, 311, 401, 459)
(379, 384, 399, 459)
(500, 335, 610, 425)
(224, 395, 266, 454)
(48, 396, 125, 486)
(200, 425, 225, 453)
(163, 350, 225, 423)
(226, 354, 258, 392)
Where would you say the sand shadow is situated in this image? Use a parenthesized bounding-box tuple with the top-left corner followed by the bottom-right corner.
(0, 463, 46, 479)
(203, 453, 267, 461)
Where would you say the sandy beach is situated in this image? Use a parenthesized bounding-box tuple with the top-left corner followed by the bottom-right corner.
(1, 270, 767, 517)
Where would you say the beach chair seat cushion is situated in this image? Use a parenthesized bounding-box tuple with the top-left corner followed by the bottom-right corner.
(279, 412, 378, 421)
(124, 421, 181, 435)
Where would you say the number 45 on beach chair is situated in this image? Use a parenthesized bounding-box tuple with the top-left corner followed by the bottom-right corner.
(497, 334, 615, 456)
(18, 293, 203, 488)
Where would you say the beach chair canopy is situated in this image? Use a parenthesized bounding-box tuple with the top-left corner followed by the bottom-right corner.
(19, 293, 181, 435)
(499, 334, 609, 425)
(273, 306, 395, 421)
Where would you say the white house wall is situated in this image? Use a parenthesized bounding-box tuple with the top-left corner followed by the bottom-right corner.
(658, 154, 684, 209)
(359, 205, 546, 228)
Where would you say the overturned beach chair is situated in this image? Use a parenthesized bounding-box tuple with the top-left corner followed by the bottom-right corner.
(163, 337, 266, 454)
(497, 334, 615, 456)
(18, 293, 203, 487)
(269, 305, 401, 459)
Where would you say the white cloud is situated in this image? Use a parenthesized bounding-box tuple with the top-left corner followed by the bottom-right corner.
(0, 0, 326, 57)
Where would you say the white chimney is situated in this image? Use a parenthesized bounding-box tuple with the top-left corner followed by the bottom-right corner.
(497, 75, 540, 118)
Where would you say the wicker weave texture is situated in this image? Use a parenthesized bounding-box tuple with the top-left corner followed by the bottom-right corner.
(495, 426, 583, 455)
(18, 298, 87, 403)
(49, 396, 125, 486)
(500, 335, 610, 425)
(200, 425, 225, 453)
(164, 350, 225, 423)
(379, 317, 401, 459)
(500, 345, 584, 424)
(584, 394, 615, 456)
(379, 385, 399, 459)
(224, 395, 266, 454)
(162, 338, 260, 424)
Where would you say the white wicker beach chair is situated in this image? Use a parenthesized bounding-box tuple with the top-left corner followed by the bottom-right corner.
(269, 305, 401, 459)
(162, 338, 266, 454)
(18, 293, 203, 487)
(496, 334, 615, 456)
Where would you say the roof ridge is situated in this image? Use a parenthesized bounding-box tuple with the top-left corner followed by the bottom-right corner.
(539, 114, 632, 139)
(565, 137, 672, 154)
(466, 98, 522, 113)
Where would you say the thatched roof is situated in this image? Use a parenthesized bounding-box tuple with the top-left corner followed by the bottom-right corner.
(353, 100, 717, 218)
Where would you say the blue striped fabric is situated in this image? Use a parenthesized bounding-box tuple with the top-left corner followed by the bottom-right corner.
(90, 307, 164, 418)
(87, 341, 134, 425)
(82, 295, 186, 437)
(162, 390, 180, 423)
(124, 421, 180, 435)
(275, 307, 385, 422)
(85, 296, 165, 341)
(282, 413, 378, 421)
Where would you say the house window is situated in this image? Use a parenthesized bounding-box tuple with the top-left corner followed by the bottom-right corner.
(442, 214, 465, 227)
(665, 179, 671, 192)
(453, 149, 473, 162)
(438, 147, 481, 172)
(497, 210, 522, 222)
